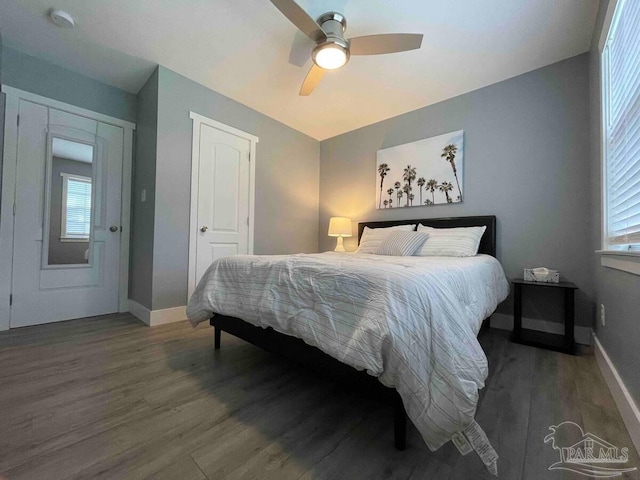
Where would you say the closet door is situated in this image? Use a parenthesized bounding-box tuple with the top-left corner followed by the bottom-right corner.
(194, 123, 251, 286)
(10, 101, 123, 327)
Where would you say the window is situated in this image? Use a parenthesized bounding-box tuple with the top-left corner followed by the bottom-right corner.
(602, 0, 640, 249)
(61, 173, 92, 241)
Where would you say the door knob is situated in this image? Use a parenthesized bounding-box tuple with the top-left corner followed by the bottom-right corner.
(109, 226, 119, 232)
(200, 226, 209, 232)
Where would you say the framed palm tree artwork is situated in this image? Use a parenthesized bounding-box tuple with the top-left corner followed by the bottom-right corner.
(376, 130, 464, 209)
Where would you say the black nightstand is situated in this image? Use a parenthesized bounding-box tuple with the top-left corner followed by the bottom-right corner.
(511, 278, 578, 355)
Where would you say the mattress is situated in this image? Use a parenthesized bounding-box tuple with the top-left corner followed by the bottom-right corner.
(187, 252, 509, 472)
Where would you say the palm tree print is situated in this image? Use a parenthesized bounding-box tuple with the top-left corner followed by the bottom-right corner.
(439, 181, 454, 203)
(402, 165, 417, 190)
(377, 163, 390, 209)
(441, 144, 462, 202)
(417, 177, 425, 204)
(426, 179, 437, 204)
(402, 184, 411, 207)
(376, 134, 463, 208)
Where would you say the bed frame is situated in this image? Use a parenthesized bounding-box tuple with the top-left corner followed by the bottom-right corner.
(209, 215, 497, 450)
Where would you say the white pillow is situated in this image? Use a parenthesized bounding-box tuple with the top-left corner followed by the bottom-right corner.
(415, 225, 487, 257)
(356, 224, 416, 253)
(376, 231, 429, 256)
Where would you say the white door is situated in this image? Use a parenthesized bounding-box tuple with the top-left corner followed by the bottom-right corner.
(193, 123, 251, 287)
(10, 100, 123, 327)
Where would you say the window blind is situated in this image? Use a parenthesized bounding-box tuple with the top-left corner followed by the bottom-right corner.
(605, 0, 640, 246)
(65, 177, 92, 238)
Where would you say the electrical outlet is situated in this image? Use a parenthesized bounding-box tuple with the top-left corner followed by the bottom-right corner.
(600, 304, 606, 326)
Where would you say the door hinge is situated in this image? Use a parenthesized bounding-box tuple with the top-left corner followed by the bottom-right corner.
(16, 115, 19, 127)
(120, 226, 123, 232)
(247, 217, 249, 226)
(9, 294, 12, 306)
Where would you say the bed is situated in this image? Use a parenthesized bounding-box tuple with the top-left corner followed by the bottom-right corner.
(187, 215, 508, 474)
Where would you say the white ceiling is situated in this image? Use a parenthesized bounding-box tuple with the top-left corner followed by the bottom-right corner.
(1, 0, 598, 140)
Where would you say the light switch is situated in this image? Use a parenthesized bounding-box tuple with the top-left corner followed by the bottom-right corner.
(141, 189, 146, 202)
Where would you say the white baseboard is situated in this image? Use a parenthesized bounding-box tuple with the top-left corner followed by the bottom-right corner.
(150, 305, 188, 326)
(128, 299, 151, 325)
(128, 299, 187, 327)
(490, 313, 592, 345)
(593, 334, 640, 456)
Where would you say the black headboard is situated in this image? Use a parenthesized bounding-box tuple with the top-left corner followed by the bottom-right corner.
(358, 215, 497, 257)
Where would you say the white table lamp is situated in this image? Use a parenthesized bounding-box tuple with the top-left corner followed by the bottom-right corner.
(328, 217, 352, 252)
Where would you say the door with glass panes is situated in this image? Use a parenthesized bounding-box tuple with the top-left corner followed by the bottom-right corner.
(10, 100, 123, 327)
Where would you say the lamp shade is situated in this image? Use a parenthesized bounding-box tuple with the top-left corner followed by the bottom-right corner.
(328, 217, 352, 237)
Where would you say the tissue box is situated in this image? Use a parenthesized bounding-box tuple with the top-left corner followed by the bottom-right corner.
(524, 268, 559, 283)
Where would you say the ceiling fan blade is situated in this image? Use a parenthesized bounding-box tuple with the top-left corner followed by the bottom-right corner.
(299, 64, 326, 96)
(288, 31, 315, 67)
(349, 33, 423, 55)
(269, 0, 326, 42)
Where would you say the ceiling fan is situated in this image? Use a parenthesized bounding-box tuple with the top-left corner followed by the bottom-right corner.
(269, 0, 423, 95)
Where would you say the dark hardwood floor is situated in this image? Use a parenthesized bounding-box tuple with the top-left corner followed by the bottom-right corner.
(0, 314, 637, 480)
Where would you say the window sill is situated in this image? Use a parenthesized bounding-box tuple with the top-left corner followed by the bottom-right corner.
(596, 250, 640, 276)
(60, 237, 90, 243)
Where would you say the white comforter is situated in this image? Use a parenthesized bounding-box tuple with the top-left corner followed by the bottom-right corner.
(187, 252, 509, 454)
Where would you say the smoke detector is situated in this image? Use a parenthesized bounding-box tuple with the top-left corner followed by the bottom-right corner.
(49, 9, 75, 28)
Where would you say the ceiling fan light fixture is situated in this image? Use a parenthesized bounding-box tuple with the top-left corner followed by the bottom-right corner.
(312, 40, 349, 70)
(269, 0, 423, 95)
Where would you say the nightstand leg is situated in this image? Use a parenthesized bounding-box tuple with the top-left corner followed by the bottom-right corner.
(564, 289, 575, 350)
(513, 283, 522, 339)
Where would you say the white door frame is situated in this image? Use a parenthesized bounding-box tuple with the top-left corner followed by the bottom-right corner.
(0, 85, 136, 330)
(187, 111, 257, 299)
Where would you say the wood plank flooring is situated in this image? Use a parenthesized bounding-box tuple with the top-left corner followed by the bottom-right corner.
(0, 313, 638, 480)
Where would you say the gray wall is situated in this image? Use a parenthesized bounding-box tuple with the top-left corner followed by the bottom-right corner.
(0, 93, 4, 206)
(0, 29, 3, 82)
(2, 46, 136, 123)
(0, 31, 5, 208)
(319, 54, 593, 326)
(129, 69, 158, 310)
(150, 66, 319, 310)
(589, 0, 640, 401)
(48, 157, 92, 265)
